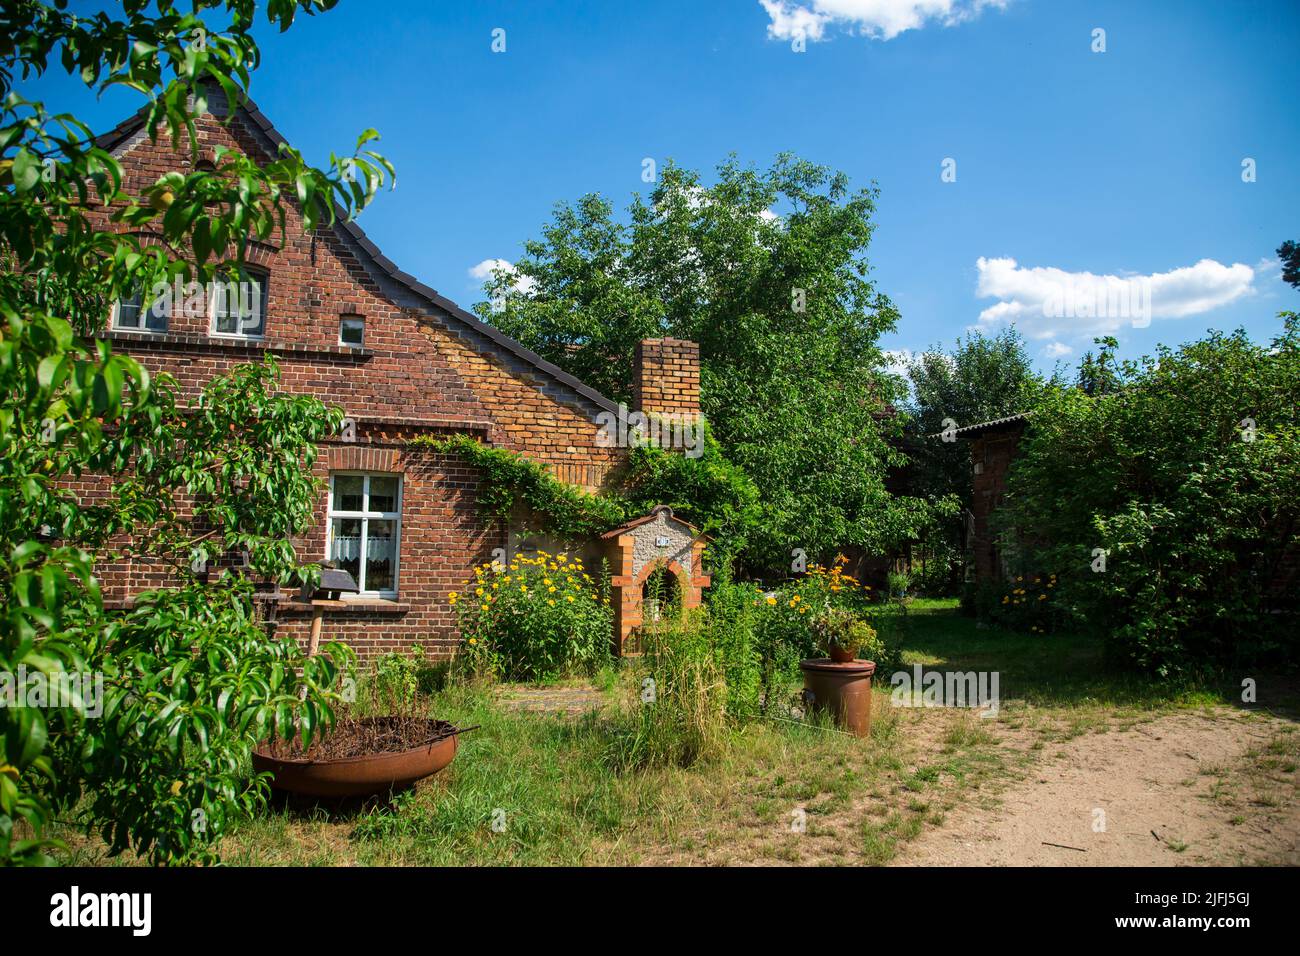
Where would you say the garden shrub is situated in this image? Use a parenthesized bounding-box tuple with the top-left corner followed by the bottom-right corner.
(1001, 318, 1300, 676)
(749, 557, 903, 705)
(452, 552, 612, 682)
(965, 573, 1065, 636)
(699, 566, 763, 719)
(361, 644, 447, 713)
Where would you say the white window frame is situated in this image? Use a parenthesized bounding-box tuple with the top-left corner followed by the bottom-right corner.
(208, 268, 268, 340)
(111, 291, 169, 334)
(325, 472, 402, 599)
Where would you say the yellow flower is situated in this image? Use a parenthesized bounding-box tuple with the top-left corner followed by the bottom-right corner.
(1038, 594, 1047, 601)
(480, 604, 489, 611)
(170, 780, 182, 796)
(798, 607, 807, 614)
(1002, 596, 1009, 604)
(566, 595, 575, 602)
(791, 594, 801, 603)
(492, 582, 499, 590)
(548, 586, 557, 593)
(1016, 576, 1023, 582)
(766, 596, 777, 605)
(788, 599, 797, 608)
(547, 599, 556, 606)
(475, 587, 484, 596)
(519, 585, 528, 593)
(469, 638, 478, 645)
(544, 578, 552, 586)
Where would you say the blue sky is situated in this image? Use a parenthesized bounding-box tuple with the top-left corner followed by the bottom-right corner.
(22, 0, 1300, 373)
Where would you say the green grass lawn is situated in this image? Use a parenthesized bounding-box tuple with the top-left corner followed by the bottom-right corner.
(55, 598, 1292, 866)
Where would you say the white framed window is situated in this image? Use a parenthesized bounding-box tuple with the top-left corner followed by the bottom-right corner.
(339, 315, 365, 348)
(112, 289, 169, 333)
(209, 268, 268, 339)
(326, 473, 401, 598)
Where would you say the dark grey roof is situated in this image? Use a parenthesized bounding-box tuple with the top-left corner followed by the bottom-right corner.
(95, 95, 620, 415)
(926, 411, 1031, 440)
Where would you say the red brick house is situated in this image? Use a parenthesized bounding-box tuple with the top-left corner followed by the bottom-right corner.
(87, 93, 702, 660)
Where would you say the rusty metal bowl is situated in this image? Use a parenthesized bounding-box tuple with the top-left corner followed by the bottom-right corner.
(253, 718, 460, 798)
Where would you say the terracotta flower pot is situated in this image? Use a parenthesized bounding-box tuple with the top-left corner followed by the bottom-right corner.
(800, 658, 877, 736)
(828, 645, 857, 664)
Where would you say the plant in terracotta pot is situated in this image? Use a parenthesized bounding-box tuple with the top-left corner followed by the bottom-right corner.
(801, 608, 880, 736)
(812, 607, 876, 663)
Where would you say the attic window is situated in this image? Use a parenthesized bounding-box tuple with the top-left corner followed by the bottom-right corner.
(339, 315, 365, 347)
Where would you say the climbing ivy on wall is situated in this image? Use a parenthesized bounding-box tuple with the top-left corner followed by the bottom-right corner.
(410, 425, 761, 559)
(409, 434, 627, 538)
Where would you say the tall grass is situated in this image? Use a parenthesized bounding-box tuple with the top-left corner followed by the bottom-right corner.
(603, 612, 730, 771)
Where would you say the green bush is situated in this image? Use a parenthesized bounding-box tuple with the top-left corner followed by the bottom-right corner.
(1002, 318, 1300, 676)
(700, 567, 763, 719)
(453, 551, 611, 682)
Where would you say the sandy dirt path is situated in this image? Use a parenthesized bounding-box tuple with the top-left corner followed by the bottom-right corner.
(895, 709, 1299, 866)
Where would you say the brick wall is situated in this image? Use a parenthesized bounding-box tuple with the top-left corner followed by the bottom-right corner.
(633, 338, 700, 420)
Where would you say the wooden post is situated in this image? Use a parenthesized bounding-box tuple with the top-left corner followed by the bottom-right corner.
(301, 599, 344, 698)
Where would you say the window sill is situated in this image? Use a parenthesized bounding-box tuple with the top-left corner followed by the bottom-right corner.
(281, 598, 409, 615)
(100, 330, 373, 361)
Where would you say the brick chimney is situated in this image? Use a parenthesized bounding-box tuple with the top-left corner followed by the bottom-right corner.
(632, 338, 700, 420)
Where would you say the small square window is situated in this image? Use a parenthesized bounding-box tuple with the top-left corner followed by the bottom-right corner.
(340, 315, 365, 347)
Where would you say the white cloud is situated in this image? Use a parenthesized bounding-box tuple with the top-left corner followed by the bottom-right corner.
(468, 258, 536, 297)
(759, 0, 1009, 43)
(1042, 341, 1073, 359)
(974, 256, 1257, 341)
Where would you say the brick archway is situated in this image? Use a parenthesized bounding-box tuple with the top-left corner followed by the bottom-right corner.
(601, 506, 710, 656)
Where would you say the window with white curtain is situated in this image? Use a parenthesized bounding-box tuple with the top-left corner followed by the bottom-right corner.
(326, 473, 401, 597)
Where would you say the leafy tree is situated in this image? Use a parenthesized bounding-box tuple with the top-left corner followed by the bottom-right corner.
(903, 328, 1044, 586)
(1279, 239, 1300, 290)
(477, 156, 948, 571)
(1000, 317, 1300, 676)
(1, 0, 392, 864)
(1076, 335, 1125, 397)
